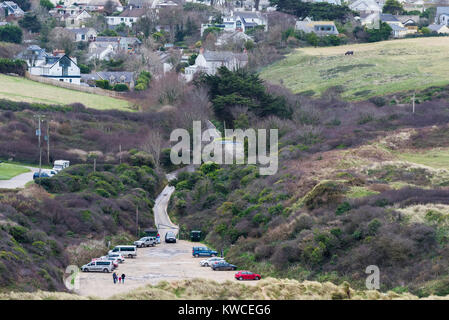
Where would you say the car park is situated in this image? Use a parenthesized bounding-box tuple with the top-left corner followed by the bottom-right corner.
(192, 247, 218, 257)
(235, 271, 261, 281)
(134, 236, 156, 248)
(200, 257, 224, 267)
(108, 245, 137, 258)
(165, 231, 177, 243)
(212, 261, 237, 271)
(81, 260, 114, 273)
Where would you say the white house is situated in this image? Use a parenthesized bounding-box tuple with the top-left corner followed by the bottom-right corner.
(65, 9, 92, 28)
(184, 49, 248, 81)
(349, 0, 382, 15)
(295, 18, 339, 36)
(435, 7, 449, 26)
(106, 7, 146, 27)
(201, 11, 267, 36)
(17, 46, 81, 84)
(86, 43, 115, 61)
(85, 0, 123, 11)
(66, 27, 97, 42)
(0, 1, 24, 17)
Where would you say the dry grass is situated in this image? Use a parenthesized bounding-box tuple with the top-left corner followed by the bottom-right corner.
(395, 204, 449, 224)
(3, 277, 449, 300)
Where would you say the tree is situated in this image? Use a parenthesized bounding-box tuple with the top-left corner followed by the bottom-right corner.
(40, 0, 54, 10)
(188, 53, 198, 65)
(366, 22, 392, 42)
(19, 13, 42, 33)
(271, 0, 354, 22)
(0, 25, 23, 44)
(382, 0, 404, 15)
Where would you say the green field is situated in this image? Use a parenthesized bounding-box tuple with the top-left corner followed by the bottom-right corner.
(0, 74, 132, 111)
(260, 37, 449, 101)
(0, 163, 29, 180)
(397, 148, 449, 169)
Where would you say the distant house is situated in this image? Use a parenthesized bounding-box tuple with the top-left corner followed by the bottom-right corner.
(66, 27, 97, 42)
(86, 43, 115, 61)
(435, 7, 449, 26)
(380, 14, 417, 37)
(92, 36, 142, 52)
(428, 23, 449, 34)
(396, 15, 420, 26)
(201, 11, 267, 36)
(388, 23, 409, 38)
(304, 0, 341, 5)
(215, 30, 253, 46)
(106, 7, 146, 27)
(184, 49, 248, 81)
(81, 71, 135, 88)
(0, 1, 24, 17)
(349, 0, 382, 15)
(295, 18, 339, 36)
(65, 9, 92, 28)
(85, 0, 123, 11)
(17, 46, 81, 84)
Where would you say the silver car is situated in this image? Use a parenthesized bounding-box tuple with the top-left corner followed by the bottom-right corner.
(200, 257, 225, 267)
(81, 260, 114, 273)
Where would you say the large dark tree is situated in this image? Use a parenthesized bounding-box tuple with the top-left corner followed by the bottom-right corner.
(19, 13, 42, 33)
(0, 25, 23, 44)
(382, 0, 404, 15)
(198, 67, 292, 126)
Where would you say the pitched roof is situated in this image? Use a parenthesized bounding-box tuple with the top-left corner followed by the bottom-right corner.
(388, 23, 407, 31)
(119, 7, 146, 17)
(83, 71, 135, 82)
(380, 14, 399, 22)
(436, 6, 449, 16)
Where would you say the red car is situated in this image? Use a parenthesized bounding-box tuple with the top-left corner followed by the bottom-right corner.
(235, 271, 261, 281)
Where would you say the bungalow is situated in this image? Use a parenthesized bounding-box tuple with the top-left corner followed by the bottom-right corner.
(106, 7, 146, 27)
(81, 71, 135, 88)
(86, 43, 115, 61)
(349, 0, 382, 16)
(428, 23, 449, 34)
(184, 48, 248, 81)
(0, 1, 24, 17)
(17, 46, 81, 84)
(380, 14, 417, 37)
(65, 9, 92, 28)
(295, 18, 339, 36)
(388, 23, 409, 38)
(66, 27, 97, 42)
(91, 36, 142, 52)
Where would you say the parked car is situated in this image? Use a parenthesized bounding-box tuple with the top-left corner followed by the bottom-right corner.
(81, 260, 114, 273)
(134, 236, 156, 248)
(165, 231, 176, 243)
(200, 257, 224, 267)
(192, 246, 218, 257)
(53, 160, 70, 173)
(212, 261, 237, 271)
(235, 271, 261, 281)
(100, 257, 119, 269)
(108, 245, 137, 258)
(33, 171, 51, 179)
(107, 253, 125, 263)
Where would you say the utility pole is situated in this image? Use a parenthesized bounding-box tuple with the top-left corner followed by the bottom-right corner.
(46, 119, 50, 165)
(412, 91, 416, 114)
(34, 114, 45, 183)
(136, 205, 139, 237)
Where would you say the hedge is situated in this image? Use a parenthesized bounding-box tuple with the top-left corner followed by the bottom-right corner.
(0, 58, 27, 76)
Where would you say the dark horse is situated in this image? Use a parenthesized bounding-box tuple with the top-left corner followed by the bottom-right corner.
(345, 51, 354, 55)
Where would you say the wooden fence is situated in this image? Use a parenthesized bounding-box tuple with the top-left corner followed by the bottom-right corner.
(24, 72, 126, 99)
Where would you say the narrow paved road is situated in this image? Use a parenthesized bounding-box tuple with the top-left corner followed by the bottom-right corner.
(0, 166, 39, 189)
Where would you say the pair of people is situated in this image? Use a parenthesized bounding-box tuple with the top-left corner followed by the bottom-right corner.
(113, 272, 126, 284)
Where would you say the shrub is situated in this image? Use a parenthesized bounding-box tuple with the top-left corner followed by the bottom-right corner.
(0, 25, 23, 44)
(95, 80, 111, 90)
(0, 58, 27, 76)
(113, 83, 129, 92)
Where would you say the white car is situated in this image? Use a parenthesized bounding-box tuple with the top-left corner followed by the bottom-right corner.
(200, 257, 225, 267)
(107, 253, 125, 263)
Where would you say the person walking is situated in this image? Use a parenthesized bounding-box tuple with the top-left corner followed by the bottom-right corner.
(118, 276, 121, 284)
(112, 272, 117, 284)
(121, 274, 126, 284)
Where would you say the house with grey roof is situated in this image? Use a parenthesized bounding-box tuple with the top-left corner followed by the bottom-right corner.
(81, 71, 135, 88)
(184, 48, 248, 81)
(428, 23, 449, 34)
(106, 6, 146, 27)
(90, 36, 142, 53)
(201, 11, 267, 36)
(0, 1, 24, 17)
(17, 46, 81, 84)
(435, 7, 449, 25)
(295, 18, 339, 36)
(66, 27, 97, 42)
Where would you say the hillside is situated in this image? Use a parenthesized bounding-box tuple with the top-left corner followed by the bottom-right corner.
(0, 75, 131, 111)
(260, 37, 449, 101)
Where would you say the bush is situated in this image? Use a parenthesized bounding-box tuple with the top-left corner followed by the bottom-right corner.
(0, 25, 23, 44)
(95, 80, 111, 90)
(113, 83, 129, 92)
(0, 58, 27, 76)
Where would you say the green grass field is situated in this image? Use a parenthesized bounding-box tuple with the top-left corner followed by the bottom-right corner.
(260, 37, 449, 101)
(0, 74, 132, 111)
(0, 163, 30, 180)
(397, 148, 449, 169)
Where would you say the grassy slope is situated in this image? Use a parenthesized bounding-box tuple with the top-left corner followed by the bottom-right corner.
(260, 37, 449, 100)
(0, 163, 29, 180)
(396, 148, 449, 169)
(0, 74, 131, 111)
